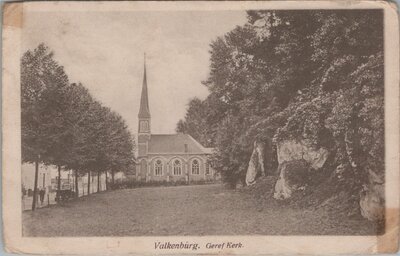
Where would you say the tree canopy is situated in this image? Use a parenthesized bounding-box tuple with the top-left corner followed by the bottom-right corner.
(22, 44, 136, 208)
(177, 10, 384, 187)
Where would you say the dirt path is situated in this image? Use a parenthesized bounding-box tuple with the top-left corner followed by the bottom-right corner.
(23, 184, 378, 236)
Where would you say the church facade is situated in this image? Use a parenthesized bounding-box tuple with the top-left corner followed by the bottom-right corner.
(136, 58, 216, 183)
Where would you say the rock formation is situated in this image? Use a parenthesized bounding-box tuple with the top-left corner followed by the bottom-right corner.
(274, 140, 328, 200)
(277, 140, 329, 169)
(273, 160, 310, 199)
(245, 141, 266, 186)
(243, 137, 384, 222)
(359, 169, 385, 221)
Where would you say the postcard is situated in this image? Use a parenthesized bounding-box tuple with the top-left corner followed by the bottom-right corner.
(2, 1, 399, 254)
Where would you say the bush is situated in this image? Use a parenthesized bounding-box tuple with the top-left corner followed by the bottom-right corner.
(109, 178, 210, 190)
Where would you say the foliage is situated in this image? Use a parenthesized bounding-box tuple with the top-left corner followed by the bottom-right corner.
(109, 179, 210, 190)
(21, 44, 69, 165)
(21, 44, 136, 201)
(176, 97, 213, 147)
(178, 10, 384, 188)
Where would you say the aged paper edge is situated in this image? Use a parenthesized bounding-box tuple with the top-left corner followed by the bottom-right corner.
(2, 1, 399, 255)
(3, 2, 23, 28)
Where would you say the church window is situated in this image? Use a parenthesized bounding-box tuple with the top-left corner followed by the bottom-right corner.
(191, 159, 200, 175)
(205, 162, 210, 175)
(173, 160, 182, 175)
(140, 121, 149, 132)
(155, 160, 163, 176)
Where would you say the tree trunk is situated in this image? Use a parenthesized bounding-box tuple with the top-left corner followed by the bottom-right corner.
(105, 171, 108, 191)
(111, 169, 115, 189)
(74, 169, 79, 198)
(31, 159, 39, 211)
(57, 165, 61, 202)
(97, 171, 100, 192)
(87, 171, 91, 195)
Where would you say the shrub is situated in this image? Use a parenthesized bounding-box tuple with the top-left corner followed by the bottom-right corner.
(109, 178, 210, 190)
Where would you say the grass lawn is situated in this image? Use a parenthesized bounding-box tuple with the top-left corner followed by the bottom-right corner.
(23, 183, 380, 236)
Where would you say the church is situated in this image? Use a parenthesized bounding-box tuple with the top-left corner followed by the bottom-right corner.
(136, 57, 216, 183)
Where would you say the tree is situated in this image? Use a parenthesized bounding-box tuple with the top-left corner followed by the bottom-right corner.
(62, 83, 96, 197)
(71, 99, 135, 193)
(176, 97, 214, 147)
(179, 10, 384, 190)
(21, 43, 69, 210)
(22, 44, 137, 203)
(274, 10, 384, 186)
(94, 107, 136, 190)
(107, 115, 135, 188)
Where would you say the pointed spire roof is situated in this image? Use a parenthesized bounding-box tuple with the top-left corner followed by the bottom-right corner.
(138, 53, 150, 118)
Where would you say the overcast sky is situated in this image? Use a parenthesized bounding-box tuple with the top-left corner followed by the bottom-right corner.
(22, 10, 247, 136)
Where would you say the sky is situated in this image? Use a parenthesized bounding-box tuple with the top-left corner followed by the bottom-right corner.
(22, 10, 248, 136)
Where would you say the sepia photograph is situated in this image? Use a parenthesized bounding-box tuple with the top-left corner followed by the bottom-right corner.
(2, 1, 399, 255)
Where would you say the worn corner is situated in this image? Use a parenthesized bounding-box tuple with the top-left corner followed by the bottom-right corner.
(3, 2, 23, 28)
(376, 208, 400, 253)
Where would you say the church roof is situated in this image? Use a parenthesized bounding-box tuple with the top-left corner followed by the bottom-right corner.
(138, 55, 150, 118)
(148, 134, 213, 154)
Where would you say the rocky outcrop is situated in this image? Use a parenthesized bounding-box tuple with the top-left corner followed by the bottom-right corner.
(360, 169, 385, 221)
(245, 141, 266, 185)
(245, 139, 329, 200)
(273, 160, 309, 199)
(274, 140, 328, 200)
(271, 139, 384, 222)
(343, 130, 385, 222)
(277, 140, 328, 169)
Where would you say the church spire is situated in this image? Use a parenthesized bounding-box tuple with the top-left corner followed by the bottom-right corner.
(138, 53, 150, 118)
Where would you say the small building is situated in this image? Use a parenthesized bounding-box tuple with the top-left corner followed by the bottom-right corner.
(22, 163, 55, 195)
(136, 56, 216, 183)
(21, 163, 126, 196)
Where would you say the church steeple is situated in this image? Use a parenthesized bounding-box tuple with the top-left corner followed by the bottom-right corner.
(138, 53, 151, 147)
(138, 53, 150, 119)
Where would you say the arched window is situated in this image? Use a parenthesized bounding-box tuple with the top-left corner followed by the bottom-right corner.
(154, 160, 163, 176)
(191, 159, 200, 175)
(173, 160, 182, 175)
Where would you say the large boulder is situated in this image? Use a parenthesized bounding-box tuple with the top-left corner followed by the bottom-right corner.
(277, 140, 328, 169)
(273, 173, 292, 200)
(274, 140, 328, 200)
(245, 141, 266, 185)
(360, 169, 385, 221)
(273, 160, 310, 200)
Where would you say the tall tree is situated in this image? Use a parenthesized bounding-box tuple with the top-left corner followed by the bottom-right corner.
(62, 83, 96, 197)
(179, 10, 384, 189)
(21, 43, 69, 210)
(22, 44, 137, 203)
